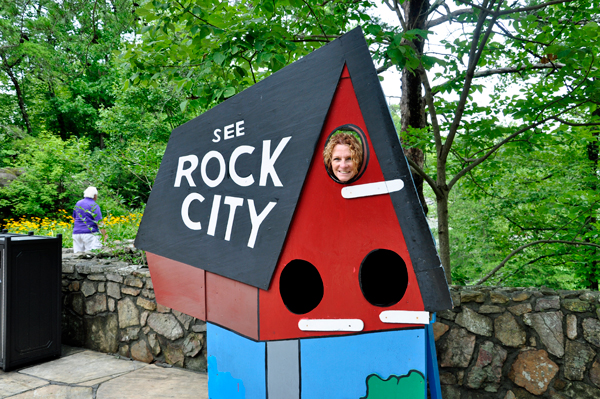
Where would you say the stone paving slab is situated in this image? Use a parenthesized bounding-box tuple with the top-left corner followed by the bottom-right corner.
(96, 364, 208, 399)
(19, 350, 147, 385)
(0, 346, 208, 399)
(9, 385, 93, 399)
(78, 375, 123, 387)
(0, 346, 208, 398)
(0, 373, 48, 398)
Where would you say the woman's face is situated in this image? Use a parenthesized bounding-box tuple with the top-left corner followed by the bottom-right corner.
(331, 144, 356, 182)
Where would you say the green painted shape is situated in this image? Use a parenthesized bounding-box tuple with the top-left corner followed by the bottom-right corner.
(361, 370, 425, 399)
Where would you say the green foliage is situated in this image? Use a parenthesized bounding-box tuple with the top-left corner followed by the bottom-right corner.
(34, 66, 119, 146)
(91, 73, 188, 208)
(87, 140, 166, 210)
(124, 0, 387, 111)
(0, 126, 24, 168)
(0, 133, 91, 216)
(96, 81, 188, 143)
(404, 0, 600, 287)
(443, 122, 599, 289)
(0, 0, 135, 143)
(1, 0, 177, 219)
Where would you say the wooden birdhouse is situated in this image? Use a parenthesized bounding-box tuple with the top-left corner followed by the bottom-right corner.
(136, 27, 452, 399)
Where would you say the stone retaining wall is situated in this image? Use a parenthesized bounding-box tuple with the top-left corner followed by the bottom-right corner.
(437, 286, 600, 398)
(60, 252, 600, 398)
(61, 249, 207, 372)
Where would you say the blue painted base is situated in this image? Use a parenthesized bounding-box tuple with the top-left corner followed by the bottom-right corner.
(207, 323, 266, 398)
(426, 313, 443, 399)
(207, 323, 427, 399)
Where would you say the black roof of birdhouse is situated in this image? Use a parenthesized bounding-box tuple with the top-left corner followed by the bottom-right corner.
(135, 27, 452, 312)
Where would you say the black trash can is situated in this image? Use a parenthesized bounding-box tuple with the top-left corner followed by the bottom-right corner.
(0, 231, 62, 371)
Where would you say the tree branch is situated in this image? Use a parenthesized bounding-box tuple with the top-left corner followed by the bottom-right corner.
(532, 53, 594, 123)
(0, 44, 20, 51)
(383, 0, 407, 30)
(494, 19, 550, 47)
(293, 34, 339, 40)
(448, 102, 586, 190)
(495, 253, 567, 284)
(475, 239, 600, 285)
(174, 0, 221, 29)
(239, 53, 257, 84)
(291, 38, 336, 43)
(475, 63, 565, 77)
(441, 0, 500, 163)
(496, 0, 576, 16)
(465, 169, 506, 200)
(430, 63, 565, 95)
(547, 202, 600, 240)
(406, 156, 443, 198)
(417, 65, 444, 157)
(503, 215, 554, 232)
(426, 8, 474, 29)
(454, 0, 493, 14)
(0, 53, 23, 70)
(552, 117, 600, 127)
(301, 0, 329, 39)
(377, 62, 393, 74)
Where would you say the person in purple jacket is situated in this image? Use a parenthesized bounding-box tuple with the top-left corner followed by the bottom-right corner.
(72, 186, 107, 253)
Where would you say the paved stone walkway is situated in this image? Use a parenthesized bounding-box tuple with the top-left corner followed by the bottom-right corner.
(0, 346, 208, 398)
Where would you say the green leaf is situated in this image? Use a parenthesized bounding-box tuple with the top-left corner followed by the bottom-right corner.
(213, 52, 226, 65)
(261, 0, 274, 14)
(179, 100, 189, 112)
(224, 87, 236, 97)
(366, 24, 382, 36)
(257, 52, 272, 64)
(421, 54, 445, 69)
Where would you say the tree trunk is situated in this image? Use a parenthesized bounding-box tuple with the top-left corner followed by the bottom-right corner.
(399, 0, 452, 281)
(586, 108, 599, 289)
(400, 0, 430, 215)
(436, 187, 452, 283)
(47, 82, 68, 140)
(1, 57, 32, 134)
(401, 84, 428, 215)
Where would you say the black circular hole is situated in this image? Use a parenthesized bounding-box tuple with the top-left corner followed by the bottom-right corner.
(279, 260, 324, 315)
(359, 249, 408, 307)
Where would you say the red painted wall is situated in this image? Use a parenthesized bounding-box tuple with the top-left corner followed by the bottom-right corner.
(206, 272, 260, 340)
(258, 66, 425, 340)
(147, 252, 206, 320)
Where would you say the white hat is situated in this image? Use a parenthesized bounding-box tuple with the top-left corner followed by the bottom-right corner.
(84, 186, 98, 198)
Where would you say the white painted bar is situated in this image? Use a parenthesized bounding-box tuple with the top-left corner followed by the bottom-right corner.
(341, 179, 404, 199)
(379, 310, 430, 325)
(385, 179, 404, 193)
(298, 319, 364, 332)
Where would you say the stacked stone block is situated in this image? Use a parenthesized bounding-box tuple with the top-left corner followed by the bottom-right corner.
(61, 250, 207, 372)
(437, 286, 600, 398)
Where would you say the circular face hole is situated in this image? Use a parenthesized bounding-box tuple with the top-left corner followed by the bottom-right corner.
(279, 260, 324, 315)
(359, 249, 409, 307)
(323, 125, 369, 184)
